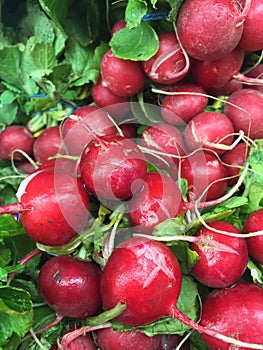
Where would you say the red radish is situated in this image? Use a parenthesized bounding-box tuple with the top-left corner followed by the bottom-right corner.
(243, 208, 263, 264)
(190, 221, 248, 288)
(91, 77, 131, 119)
(111, 18, 126, 36)
(200, 282, 263, 349)
(142, 32, 189, 85)
(221, 142, 250, 186)
(96, 327, 162, 350)
(100, 49, 145, 97)
(239, 0, 263, 52)
(0, 125, 34, 160)
(190, 47, 245, 89)
(183, 111, 235, 155)
(100, 237, 263, 349)
(79, 135, 147, 200)
(0, 169, 89, 246)
(61, 105, 116, 156)
(51, 332, 96, 349)
(33, 125, 66, 163)
(161, 83, 208, 126)
(128, 172, 184, 234)
(15, 159, 37, 174)
(180, 152, 228, 202)
(38, 255, 101, 318)
(139, 122, 186, 178)
(224, 88, 263, 139)
(176, 0, 248, 61)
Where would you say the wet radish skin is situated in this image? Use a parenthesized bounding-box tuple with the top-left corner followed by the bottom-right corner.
(38, 255, 102, 318)
(100, 237, 182, 326)
(191, 221, 248, 288)
(200, 282, 263, 349)
(243, 208, 263, 264)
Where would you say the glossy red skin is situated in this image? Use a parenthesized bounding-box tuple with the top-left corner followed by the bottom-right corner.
(100, 237, 182, 326)
(61, 105, 116, 156)
(91, 77, 131, 119)
(142, 32, 187, 85)
(96, 327, 161, 350)
(140, 122, 186, 178)
(221, 142, 249, 186)
(200, 282, 263, 349)
(128, 172, 184, 234)
(33, 126, 65, 163)
(183, 111, 235, 155)
(100, 49, 145, 97)
(243, 208, 263, 264)
(79, 135, 147, 200)
(51, 333, 96, 350)
(239, 0, 263, 51)
(207, 78, 243, 97)
(20, 169, 89, 246)
(180, 152, 228, 201)
(38, 255, 101, 318)
(191, 221, 248, 288)
(224, 88, 263, 140)
(161, 83, 208, 126)
(191, 47, 245, 89)
(0, 126, 34, 160)
(177, 0, 244, 61)
(119, 123, 137, 139)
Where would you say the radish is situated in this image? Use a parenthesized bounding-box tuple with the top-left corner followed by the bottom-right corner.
(183, 111, 235, 155)
(61, 105, 117, 156)
(176, 0, 249, 61)
(239, 0, 263, 52)
(91, 77, 131, 119)
(38, 255, 101, 318)
(208, 78, 243, 97)
(190, 46, 245, 90)
(0, 168, 89, 246)
(221, 142, 250, 186)
(200, 282, 263, 349)
(224, 88, 263, 139)
(190, 221, 248, 288)
(161, 83, 208, 126)
(180, 152, 228, 202)
(0, 125, 34, 160)
(51, 332, 96, 349)
(96, 327, 162, 350)
(142, 32, 189, 85)
(118, 123, 138, 139)
(100, 237, 263, 349)
(243, 208, 263, 264)
(37, 157, 77, 175)
(79, 135, 147, 200)
(33, 125, 66, 163)
(100, 49, 145, 97)
(139, 122, 186, 178)
(128, 172, 184, 234)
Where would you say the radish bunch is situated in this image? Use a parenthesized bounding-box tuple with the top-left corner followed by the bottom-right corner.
(1, 0, 263, 349)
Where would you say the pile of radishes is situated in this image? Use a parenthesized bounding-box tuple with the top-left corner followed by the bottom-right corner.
(1, 0, 263, 349)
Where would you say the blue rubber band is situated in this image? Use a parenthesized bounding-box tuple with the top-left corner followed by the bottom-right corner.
(142, 12, 168, 21)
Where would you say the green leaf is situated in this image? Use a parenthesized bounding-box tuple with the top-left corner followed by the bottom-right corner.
(0, 45, 24, 91)
(110, 21, 159, 61)
(125, 0, 148, 29)
(247, 259, 263, 286)
(0, 91, 16, 105)
(0, 102, 18, 125)
(18, 0, 55, 46)
(0, 286, 33, 345)
(153, 216, 186, 237)
(38, 0, 71, 30)
(0, 216, 26, 239)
